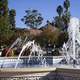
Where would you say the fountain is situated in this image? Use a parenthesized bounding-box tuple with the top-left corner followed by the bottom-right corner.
(62, 17, 80, 65)
(1, 17, 80, 79)
(1, 17, 80, 68)
(15, 40, 35, 68)
(15, 40, 50, 68)
(0, 39, 63, 68)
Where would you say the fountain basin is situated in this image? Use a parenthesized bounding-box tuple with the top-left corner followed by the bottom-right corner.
(0, 56, 63, 68)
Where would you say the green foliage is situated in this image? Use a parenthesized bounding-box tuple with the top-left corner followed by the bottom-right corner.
(21, 9, 43, 29)
(34, 25, 68, 49)
(64, 0, 70, 11)
(63, 0, 70, 26)
(55, 31, 68, 48)
(0, 0, 14, 46)
(54, 0, 70, 31)
(57, 5, 63, 17)
(34, 25, 60, 47)
(9, 9, 16, 29)
(0, 0, 8, 17)
(54, 16, 64, 30)
(55, 5, 64, 30)
(62, 11, 70, 25)
(0, 17, 14, 46)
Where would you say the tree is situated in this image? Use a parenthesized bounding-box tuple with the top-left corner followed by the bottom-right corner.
(9, 9, 16, 29)
(54, 16, 64, 30)
(62, 0, 70, 30)
(54, 0, 70, 31)
(56, 31, 68, 48)
(21, 9, 43, 29)
(64, 0, 70, 12)
(57, 5, 63, 17)
(54, 5, 64, 30)
(34, 24, 60, 47)
(0, 0, 14, 47)
(0, 0, 8, 16)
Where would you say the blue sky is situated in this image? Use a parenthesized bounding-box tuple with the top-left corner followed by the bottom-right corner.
(8, 0, 80, 28)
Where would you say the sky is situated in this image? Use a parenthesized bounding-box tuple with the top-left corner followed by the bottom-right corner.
(8, 0, 80, 28)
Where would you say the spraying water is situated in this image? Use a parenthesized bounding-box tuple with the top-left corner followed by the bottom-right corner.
(27, 42, 47, 67)
(6, 37, 22, 56)
(15, 38, 48, 68)
(62, 17, 80, 64)
(15, 40, 35, 68)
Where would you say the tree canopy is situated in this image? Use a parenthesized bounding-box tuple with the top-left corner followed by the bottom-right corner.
(9, 9, 16, 29)
(54, 0, 70, 31)
(21, 9, 43, 29)
(57, 5, 63, 17)
(0, 0, 14, 47)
